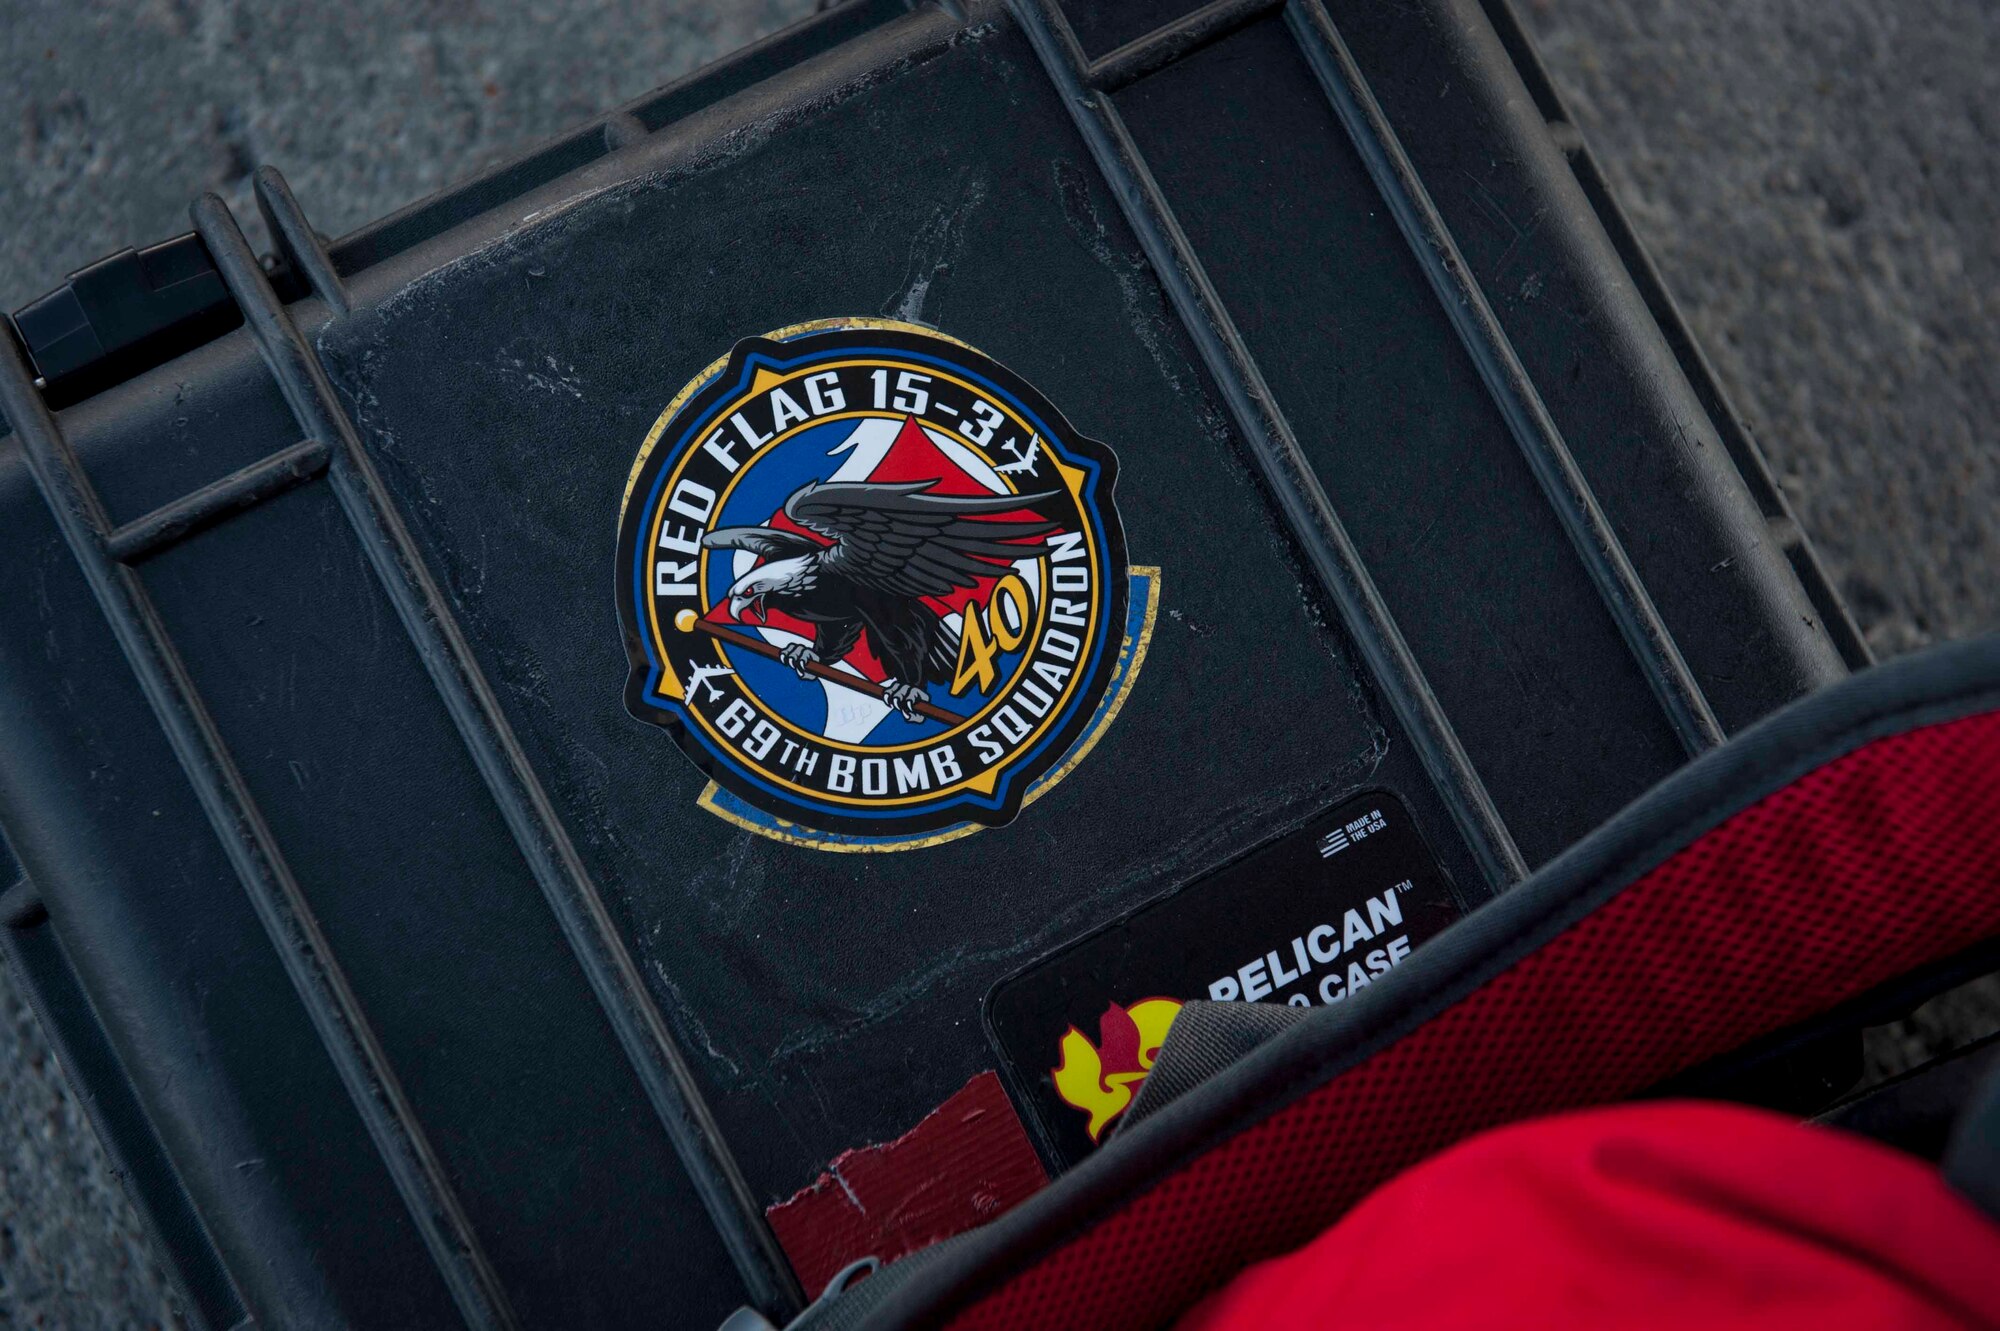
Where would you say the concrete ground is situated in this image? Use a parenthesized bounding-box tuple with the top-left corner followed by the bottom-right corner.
(1, 0, 1995, 1324)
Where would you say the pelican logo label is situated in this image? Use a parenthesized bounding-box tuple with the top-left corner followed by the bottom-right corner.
(616, 320, 1154, 851)
(983, 793, 1460, 1166)
(1051, 998, 1182, 1142)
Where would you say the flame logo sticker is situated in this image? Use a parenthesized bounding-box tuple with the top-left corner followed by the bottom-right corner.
(1050, 998, 1183, 1142)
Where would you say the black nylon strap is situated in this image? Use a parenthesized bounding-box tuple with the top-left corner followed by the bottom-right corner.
(1944, 1056, 2000, 1221)
(1117, 1002, 1307, 1135)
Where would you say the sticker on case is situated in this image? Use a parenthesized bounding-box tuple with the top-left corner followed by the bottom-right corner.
(616, 319, 1152, 850)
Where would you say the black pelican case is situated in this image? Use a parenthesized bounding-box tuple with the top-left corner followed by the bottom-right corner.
(0, 0, 1868, 1327)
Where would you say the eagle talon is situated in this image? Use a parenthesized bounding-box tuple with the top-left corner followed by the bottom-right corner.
(882, 680, 929, 721)
(780, 644, 819, 679)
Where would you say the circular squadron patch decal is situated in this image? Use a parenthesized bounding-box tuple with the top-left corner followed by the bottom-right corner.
(616, 319, 1155, 851)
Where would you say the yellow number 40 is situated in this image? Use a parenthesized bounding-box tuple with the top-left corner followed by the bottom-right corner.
(951, 573, 1033, 697)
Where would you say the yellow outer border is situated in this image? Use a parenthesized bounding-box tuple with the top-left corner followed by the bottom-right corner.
(695, 567, 1161, 852)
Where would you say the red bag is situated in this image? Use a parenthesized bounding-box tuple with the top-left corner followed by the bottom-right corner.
(1180, 1101, 2000, 1331)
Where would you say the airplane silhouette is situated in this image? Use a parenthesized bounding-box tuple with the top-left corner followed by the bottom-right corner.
(685, 659, 737, 703)
(996, 434, 1041, 476)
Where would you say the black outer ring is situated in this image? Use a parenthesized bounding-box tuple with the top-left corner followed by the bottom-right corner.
(614, 324, 1131, 838)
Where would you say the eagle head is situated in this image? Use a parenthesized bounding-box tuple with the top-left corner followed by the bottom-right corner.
(723, 554, 816, 625)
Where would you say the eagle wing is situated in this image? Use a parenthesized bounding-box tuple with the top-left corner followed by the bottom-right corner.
(785, 481, 1061, 599)
(700, 526, 823, 561)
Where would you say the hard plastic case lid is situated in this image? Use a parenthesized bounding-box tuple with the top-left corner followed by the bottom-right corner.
(0, 0, 1862, 1326)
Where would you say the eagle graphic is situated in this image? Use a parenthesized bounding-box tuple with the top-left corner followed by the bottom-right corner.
(702, 479, 1060, 720)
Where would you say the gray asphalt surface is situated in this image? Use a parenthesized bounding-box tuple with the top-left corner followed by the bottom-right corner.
(1, 0, 1995, 1324)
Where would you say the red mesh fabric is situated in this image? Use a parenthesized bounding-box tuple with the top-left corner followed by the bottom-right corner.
(944, 709, 2000, 1330)
(1174, 1102, 2000, 1330)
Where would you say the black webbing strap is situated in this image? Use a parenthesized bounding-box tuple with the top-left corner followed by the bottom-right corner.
(1944, 1055, 2000, 1221)
(1115, 1001, 1307, 1137)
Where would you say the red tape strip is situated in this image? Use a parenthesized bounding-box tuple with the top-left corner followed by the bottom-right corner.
(766, 1070, 1049, 1294)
